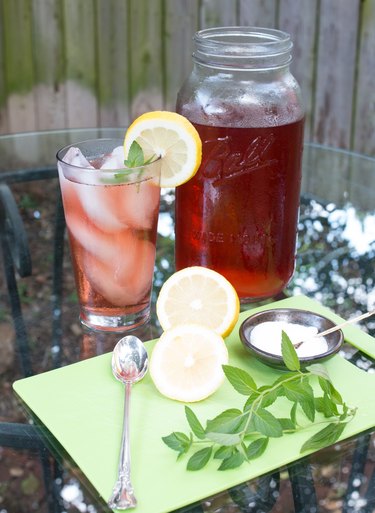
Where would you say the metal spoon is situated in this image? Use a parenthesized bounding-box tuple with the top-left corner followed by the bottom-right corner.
(108, 336, 148, 510)
(294, 309, 375, 349)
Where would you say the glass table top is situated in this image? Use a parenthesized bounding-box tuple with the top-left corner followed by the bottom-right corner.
(0, 130, 374, 513)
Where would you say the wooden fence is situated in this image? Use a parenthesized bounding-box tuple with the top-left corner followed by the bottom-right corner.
(1, 0, 375, 157)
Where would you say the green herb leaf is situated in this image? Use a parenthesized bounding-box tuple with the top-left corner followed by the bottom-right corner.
(283, 380, 307, 403)
(100, 140, 154, 185)
(314, 397, 325, 413)
(162, 432, 191, 455)
(213, 446, 236, 460)
(246, 437, 269, 459)
(306, 363, 331, 381)
(322, 393, 339, 417)
(318, 376, 330, 394)
(318, 377, 343, 404)
(328, 382, 344, 405)
(124, 140, 145, 168)
(300, 422, 346, 453)
(290, 402, 298, 424)
(300, 397, 316, 422)
(243, 392, 259, 412)
(185, 406, 206, 440)
(222, 365, 258, 395)
(299, 379, 315, 422)
(278, 418, 296, 431)
(244, 416, 257, 435)
(187, 447, 213, 471)
(252, 408, 283, 438)
(271, 372, 299, 387)
(283, 378, 315, 421)
(258, 386, 285, 408)
(218, 450, 245, 470)
(205, 431, 242, 446)
(315, 395, 341, 418)
(281, 331, 300, 371)
(206, 409, 247, 434)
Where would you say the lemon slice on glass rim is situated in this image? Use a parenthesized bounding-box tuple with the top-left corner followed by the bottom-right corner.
(150, 324, 229, 402)
(156, 266, 240, 338)
(124, 111, 202, 188)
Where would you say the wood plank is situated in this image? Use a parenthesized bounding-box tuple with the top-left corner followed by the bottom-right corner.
(63, 0, 98, 128)
(313, 0, 360, 149)
(302, 145, 352, 206)
(128, 0, 164, 119)
(352, 0, 375, 156)
(0, 2, 9, 133)
(95, 0, 130, 128)
(0, 0, 372, 162)
(199, 0, 238, 28)
(32, 0, 66, 130)
(2, 0, 37, 132)
(278, 0, 318, 142)
(238, 0, 277, 27)
(164, 0, 199, 111)
(304, 145, 375, 212)
(348, 153, 375, 211)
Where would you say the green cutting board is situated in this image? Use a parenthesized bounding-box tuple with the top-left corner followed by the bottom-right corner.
(13, 296, 375, 513)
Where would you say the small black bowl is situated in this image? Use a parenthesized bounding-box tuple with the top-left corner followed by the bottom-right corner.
(239, 308, 344, 371)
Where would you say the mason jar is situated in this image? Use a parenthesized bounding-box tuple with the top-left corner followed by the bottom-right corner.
(175, 26, 304, 302)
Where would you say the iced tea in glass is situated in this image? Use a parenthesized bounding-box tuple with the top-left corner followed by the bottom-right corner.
(56, 139, 161, 331)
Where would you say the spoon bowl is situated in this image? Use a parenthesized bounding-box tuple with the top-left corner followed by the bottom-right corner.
(111, 335, 148, 384)
(108, 336, 148, 510)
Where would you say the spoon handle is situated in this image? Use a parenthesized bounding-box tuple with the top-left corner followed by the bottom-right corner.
(317, 309, 375, 338)
(293, 309, 375, 349)
(107, 382, 137, 510)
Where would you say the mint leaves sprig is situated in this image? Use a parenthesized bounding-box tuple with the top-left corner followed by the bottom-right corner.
(162, 331, 356, 471)
(100, 141, 157, 184)
(123, 140, 156, 168)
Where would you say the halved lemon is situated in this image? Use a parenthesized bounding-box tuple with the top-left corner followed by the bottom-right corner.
(124, 111, 202, 187)
(156, 266, 240, 337)
(150, 324, 228, 402)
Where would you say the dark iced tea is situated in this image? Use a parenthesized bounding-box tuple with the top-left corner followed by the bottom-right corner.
(175, 119, 304, 301)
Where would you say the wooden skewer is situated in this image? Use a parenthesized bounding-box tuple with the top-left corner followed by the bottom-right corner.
(294, 309, 375, 349)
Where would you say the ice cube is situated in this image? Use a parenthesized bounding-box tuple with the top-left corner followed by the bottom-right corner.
(77, 185, 124, 232)
(77, 180, 160, 232)
(62, 147, 94, 168)
(100, 146, 125, 169)
(60, 176, 125, 232)
(115, 180, 160, 230)
(66, 216, 121, 263)
(83, 235, 155, 306)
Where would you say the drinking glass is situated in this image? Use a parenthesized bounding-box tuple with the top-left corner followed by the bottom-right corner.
(56, 138, 161, 331)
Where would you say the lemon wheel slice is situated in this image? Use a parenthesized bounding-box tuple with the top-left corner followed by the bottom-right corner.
(156, 266, 240, 337)
(124, 111, 202, 187)
(150, 324, 228, 402)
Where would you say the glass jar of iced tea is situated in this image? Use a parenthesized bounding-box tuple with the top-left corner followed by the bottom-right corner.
(175, 26, 305, 302)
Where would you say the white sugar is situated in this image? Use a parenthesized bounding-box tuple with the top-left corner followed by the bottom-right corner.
(250, 321, 328, 357)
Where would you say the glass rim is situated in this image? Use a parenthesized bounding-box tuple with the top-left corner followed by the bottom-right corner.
(56, 137, 161, 173)
(194, 26, 292, 52)
(192, 26, 293, 70)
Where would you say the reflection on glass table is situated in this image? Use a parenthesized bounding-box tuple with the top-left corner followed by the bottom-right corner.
(0, 131, 374, 513)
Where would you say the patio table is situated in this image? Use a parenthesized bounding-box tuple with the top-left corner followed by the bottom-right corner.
(0, 129, 374, 513)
